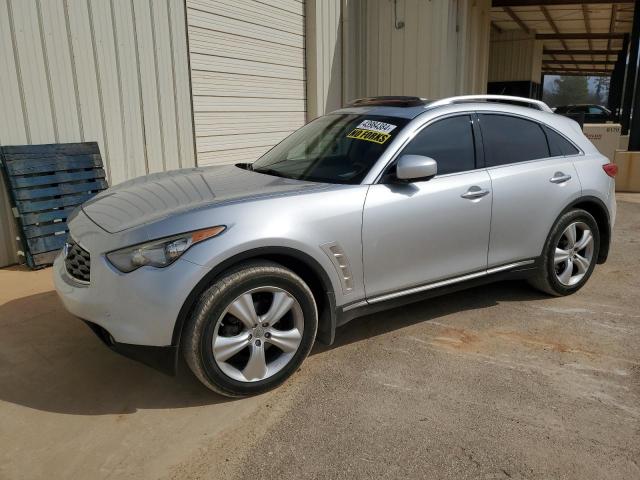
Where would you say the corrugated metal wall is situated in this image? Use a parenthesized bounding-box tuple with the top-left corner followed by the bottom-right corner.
(0, 0, 195, 267)
(457, 0, 491, 95)
(344, 0, 490, 101)
(305, 0, 342, 119)
(186, 0, 307, 166)
(488, 30, 543, 83)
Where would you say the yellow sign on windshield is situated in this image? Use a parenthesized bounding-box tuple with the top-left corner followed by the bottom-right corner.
(347, 128, 391, 144)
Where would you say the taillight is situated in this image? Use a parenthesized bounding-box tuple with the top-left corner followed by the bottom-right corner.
(603, 163, 618, 177)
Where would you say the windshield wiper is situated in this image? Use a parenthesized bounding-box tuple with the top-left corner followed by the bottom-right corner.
(235, 162, 253, 171)
(252, 167, 294, 180)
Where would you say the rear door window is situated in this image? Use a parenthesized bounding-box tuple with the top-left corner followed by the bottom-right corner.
(478, 114, 550, 167)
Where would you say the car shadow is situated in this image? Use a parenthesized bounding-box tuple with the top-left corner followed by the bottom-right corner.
(0, 280, 545, 415)
(0, 290, 233, 415)
(312, 280, 546, 354)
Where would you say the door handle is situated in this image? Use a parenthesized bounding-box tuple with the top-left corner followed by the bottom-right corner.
(550, 172, 572, 184)
(461, 186, 490, 200)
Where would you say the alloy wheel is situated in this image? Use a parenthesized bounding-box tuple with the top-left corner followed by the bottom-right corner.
(554, 221, 594, 286)
(212, 287, 304, 382)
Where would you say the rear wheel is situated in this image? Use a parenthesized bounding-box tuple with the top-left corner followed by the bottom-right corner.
(182, 261, 317, 397)
(529, 209, 600, 296)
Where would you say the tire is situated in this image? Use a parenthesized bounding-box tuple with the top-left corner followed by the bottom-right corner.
(182, 260, 318, 397)
(529, 208, 600, 296)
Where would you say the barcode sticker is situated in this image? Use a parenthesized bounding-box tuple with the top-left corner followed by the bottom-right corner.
(355, 120, 397, 134)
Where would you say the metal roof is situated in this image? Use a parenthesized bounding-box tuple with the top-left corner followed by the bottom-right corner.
(490, 0, 636, 76)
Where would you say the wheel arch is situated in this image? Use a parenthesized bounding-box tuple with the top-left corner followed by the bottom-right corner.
(564, 196, 611, 264)
(171, 247, 337, 351)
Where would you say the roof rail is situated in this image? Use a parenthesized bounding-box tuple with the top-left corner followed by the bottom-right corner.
(428, 95, 553, 113)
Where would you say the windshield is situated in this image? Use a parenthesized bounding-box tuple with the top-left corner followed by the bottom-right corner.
(251, 114, 409, 184)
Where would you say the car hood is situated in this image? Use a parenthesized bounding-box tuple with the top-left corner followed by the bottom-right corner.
(82, 165, 326, 233)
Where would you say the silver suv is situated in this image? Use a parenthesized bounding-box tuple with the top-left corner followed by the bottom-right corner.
(54, 95, 617, 397)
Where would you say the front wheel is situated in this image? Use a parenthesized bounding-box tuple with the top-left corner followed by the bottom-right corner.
(182, 261, 318, 397)
(529, 209, 600, 296)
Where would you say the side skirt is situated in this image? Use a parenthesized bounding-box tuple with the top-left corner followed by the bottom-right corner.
(336, 259, 540, 326)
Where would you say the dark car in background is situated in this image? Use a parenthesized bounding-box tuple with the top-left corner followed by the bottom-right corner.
(553, 104, 612, 124)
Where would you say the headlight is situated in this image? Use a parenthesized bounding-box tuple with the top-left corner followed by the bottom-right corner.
(106, 226, 226, 273)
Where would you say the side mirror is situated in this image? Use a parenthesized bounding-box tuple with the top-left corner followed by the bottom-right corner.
(396, 155, 438, 182)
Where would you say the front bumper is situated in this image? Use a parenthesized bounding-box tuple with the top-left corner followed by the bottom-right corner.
(83, 320, 178, 375)
(53, 251, 206, 346)
(54, 246, 207, 374)
(52, 204, 213, 373)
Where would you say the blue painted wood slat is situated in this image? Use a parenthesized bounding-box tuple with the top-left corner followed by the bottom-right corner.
(26, 233, 67, 255)
(4, 155, 103, 175)
(15, 192, 96, 213)
(23, 222, 68, 239)
(31, 250, 61, 266)
(20, 207, 77, 226)
(13, 179, 108, 200)
(29, 249, 60, 267)
(10, 168, 106, 188)
(1, 142, 99, 155)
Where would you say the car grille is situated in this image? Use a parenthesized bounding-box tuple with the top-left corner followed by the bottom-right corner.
(64, 240, 91, 283)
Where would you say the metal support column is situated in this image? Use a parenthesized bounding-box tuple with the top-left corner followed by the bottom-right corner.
(630, 56, 640, 150)
(621, 2, 640, 135)
(608, 34, 629, 121)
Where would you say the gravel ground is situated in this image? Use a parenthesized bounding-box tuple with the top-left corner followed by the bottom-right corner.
(1, 194, 638, 480)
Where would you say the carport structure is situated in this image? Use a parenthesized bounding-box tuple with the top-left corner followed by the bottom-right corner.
(489, 0, 640, 148)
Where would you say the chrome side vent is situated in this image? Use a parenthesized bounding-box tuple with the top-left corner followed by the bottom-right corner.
(321, 242, 354, 294)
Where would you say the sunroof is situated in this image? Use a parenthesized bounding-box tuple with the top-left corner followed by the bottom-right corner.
(346, 96, 429, 108)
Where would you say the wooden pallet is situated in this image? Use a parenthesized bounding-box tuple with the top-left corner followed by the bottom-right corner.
(0, 143, 107, 269)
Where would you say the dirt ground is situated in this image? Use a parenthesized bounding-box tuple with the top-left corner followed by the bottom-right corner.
(1, 194, 638, 480)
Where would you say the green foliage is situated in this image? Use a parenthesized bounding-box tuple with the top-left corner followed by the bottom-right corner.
(543, 75, 609, 107)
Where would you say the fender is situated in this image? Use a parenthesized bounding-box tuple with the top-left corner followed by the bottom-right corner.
(171, 246, 337, 351)
(548, 195, 611, 263)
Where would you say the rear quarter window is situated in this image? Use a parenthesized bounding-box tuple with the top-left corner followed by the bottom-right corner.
(543, 126, 580, 156)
